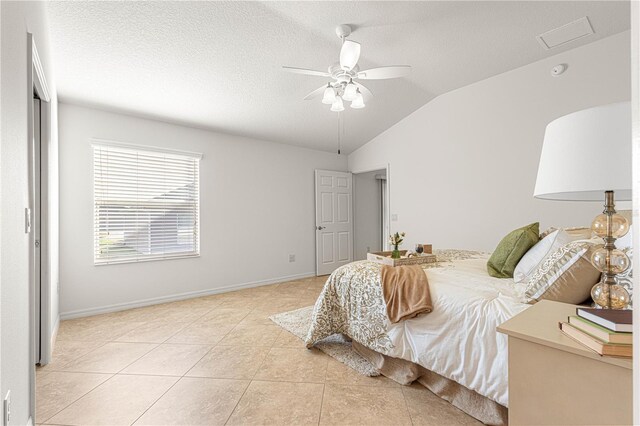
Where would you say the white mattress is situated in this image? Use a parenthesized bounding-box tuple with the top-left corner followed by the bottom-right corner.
(385, 257, 530, 406)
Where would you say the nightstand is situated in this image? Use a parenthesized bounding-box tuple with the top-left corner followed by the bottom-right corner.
(497, 300, 632, 425)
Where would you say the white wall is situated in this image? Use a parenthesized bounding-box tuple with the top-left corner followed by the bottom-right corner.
(59, 103, 347, 317)
(349, 32, 631, 252)
(353, 170, 383, 260)
(631, 3, 640, 423)
(1, 1, 58, 423)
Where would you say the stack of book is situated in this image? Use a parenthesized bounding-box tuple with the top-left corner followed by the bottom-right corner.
(559, 307, 633, 357)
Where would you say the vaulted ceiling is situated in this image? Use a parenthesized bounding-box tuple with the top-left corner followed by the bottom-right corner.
(47, 1, 630, 154)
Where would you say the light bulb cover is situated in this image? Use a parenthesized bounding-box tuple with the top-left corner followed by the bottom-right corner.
(330, 96, 344, 112)
(343, 81, 358, 101)
(350, 91, 365, 109)
(322, 85, 337, 105)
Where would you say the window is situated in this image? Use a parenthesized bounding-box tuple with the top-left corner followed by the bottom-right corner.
(93, 142, 201, 264)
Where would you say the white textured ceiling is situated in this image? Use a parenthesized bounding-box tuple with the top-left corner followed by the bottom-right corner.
(47, 1, 630, 154)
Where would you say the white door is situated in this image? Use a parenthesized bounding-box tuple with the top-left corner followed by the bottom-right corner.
(315, 170, 353, 275)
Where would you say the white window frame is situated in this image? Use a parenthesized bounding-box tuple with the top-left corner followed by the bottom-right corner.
(92, 139, 202, 265)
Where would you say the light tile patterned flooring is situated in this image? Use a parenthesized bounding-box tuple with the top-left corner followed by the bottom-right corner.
(36, 276, 481, 425)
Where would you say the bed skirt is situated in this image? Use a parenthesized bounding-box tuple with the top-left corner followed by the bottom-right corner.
(352, 342, 508, 426)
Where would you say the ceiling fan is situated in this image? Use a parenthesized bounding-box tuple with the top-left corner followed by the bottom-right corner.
(283, 25, 411, 112)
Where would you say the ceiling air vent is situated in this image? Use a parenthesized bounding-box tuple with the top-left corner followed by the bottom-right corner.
(536, 17, 594, 50)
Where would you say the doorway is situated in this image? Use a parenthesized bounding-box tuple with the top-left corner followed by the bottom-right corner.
(33, 95, 42, 364)
(353, 169, 387, 260)
(28, 32, 54, 421)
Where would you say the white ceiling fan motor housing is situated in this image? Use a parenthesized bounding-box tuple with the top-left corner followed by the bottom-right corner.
(335, 24, 352, 40)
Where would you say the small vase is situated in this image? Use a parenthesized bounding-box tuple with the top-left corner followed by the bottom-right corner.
(391, 246, 401, 259)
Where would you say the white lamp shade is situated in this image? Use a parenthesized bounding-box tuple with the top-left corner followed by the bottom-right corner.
(343, 82, 358, 101)
(534, 101, 632, 201)
(350, 91, 365, 109)
(330, 96, 344, 112)
(322, 86, 336, 105)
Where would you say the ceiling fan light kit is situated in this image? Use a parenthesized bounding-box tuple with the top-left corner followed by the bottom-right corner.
(283, 24, 411, 113)
(351, 91, 365, 109)
(330, 96, 345, 112)
(322, 84, 337, 104)
(343, 80, 358, 101)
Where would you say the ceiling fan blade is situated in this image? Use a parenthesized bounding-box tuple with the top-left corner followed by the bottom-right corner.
(303, 85, 328, 101)
(282, 66, 331, 77)
(357, 66, 411, 80)
(353, 81, 373, 101)
(340, 40, 361, 71)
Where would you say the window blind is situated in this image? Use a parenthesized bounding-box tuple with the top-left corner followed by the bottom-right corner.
(93, 143, 200, 265)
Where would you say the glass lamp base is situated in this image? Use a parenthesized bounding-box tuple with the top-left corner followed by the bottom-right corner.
(591, 283, 630, 309)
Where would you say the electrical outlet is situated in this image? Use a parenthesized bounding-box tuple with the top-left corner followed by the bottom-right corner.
(366, 246, 370, 253)
(288, 254, 296, 263)
(391, 214, 398, 222)
(4, 390, 11, 426)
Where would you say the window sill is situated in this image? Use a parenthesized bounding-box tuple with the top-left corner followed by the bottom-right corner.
(94, 253, 200, 266)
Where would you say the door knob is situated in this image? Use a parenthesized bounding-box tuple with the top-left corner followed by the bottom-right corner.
(316, 226, 326, 230)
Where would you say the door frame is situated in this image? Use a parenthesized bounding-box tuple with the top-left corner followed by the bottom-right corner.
(27, 32, 52, 419)
(349, 163, 391, 251)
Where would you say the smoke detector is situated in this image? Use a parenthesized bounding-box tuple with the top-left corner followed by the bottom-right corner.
(551, 64, 567, 76)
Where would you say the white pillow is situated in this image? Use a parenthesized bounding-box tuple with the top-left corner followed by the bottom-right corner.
(514, 230, 573, 283)
(616, 224, 633, 250)
(539, 226, 592, 240)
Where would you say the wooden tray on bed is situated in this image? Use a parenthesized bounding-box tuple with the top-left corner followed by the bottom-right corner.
(367, 251, 437, 267)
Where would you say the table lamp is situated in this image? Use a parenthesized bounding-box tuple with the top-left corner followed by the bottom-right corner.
(534, 102, 632, 309)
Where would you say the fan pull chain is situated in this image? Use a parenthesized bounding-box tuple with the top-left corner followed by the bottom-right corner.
(337, 112, 342, 155)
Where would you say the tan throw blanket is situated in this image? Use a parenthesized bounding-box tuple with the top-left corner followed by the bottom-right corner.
(381, 264, 432, 323)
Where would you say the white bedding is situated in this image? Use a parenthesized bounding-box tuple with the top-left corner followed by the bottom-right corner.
(386, 257, 530, 406)
(305, 251, 531, 407)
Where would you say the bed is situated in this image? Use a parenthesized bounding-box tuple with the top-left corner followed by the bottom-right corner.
(305, 249, 532, 424)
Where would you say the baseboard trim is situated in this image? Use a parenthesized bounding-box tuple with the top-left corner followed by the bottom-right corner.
(59, 271, 316, 320)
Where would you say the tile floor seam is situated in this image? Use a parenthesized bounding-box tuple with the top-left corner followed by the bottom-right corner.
(317, 383, 326, 426)
(74, 342, 161, 374)
(111, 318, 160, 342)
(249, 341, 276, 382)
(155, 323, 191, 345)
(108, 323, 148, 342)
(37, 372, 115, 424)
(128, 375, 182, 426)
(223, 378, 254, 425)
(182, 345, 220, 377)
(115, 372, 183, 378)
(400, 385, 417, 426)
(39, 341, 110, 373)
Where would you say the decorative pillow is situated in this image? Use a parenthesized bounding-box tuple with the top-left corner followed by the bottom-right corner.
(513, 230, 573, 283)
(615, 225, 632, 250)
(539, 226, 592, 240)
(521, 239, 602, 304)
(487, 222, 539, 278)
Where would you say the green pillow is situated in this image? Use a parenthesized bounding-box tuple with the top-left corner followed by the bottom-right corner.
(487, 222, 539, 278)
